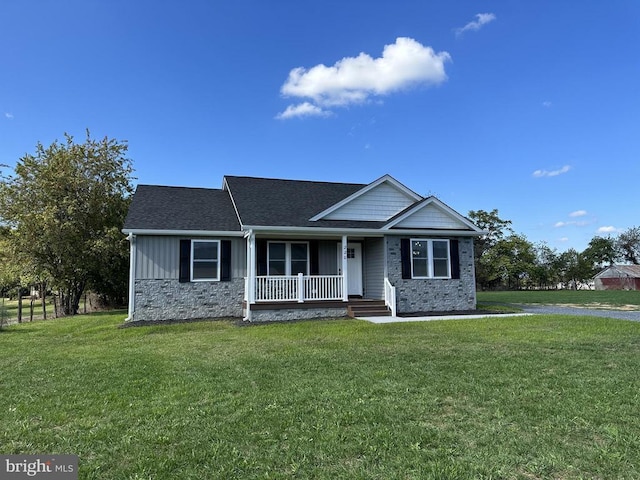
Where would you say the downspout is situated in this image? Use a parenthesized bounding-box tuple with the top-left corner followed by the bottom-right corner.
(125, 233, 136, 322)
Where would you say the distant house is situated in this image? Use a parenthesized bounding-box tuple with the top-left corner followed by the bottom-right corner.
(122, 174, 484, 322)
(594, 265, 640, 291)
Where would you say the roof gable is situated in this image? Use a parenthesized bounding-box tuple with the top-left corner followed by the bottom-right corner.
(310, 175, 422, 222)
(383, 197, 482, 232)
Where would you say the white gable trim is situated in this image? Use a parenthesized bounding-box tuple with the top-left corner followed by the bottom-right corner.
(382, 197, 483, 232)
(309, 174, 422, 222)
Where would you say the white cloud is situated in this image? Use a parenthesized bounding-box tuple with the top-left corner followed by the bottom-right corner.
(275, 102, 331, 120)
(542, 101, 552, 108)
(569, 210, 587, 217)
(5, 112, 13, 119)
(532, 165, 571, 178)
(278, 37, 450, 118)
(455, 13, 496, 36)
(555, 220, 589, 228)
(597, 226, 619, 233)
(559, 237, 569, 242)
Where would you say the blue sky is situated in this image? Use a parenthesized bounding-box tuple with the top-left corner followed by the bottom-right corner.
(1, 1, 639, 252)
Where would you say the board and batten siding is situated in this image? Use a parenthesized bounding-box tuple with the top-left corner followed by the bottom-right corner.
(135, 235, 246, 280)
(318, 241, 339, 275)
(324, 183, 415, 221)
(364, 237, 385, 300)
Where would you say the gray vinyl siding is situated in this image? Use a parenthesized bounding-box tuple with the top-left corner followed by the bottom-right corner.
(318, 241, 338, 275)
(135, 235, 246, 280)
(364, 237, 385, 299)
(136, 236, 179, 279)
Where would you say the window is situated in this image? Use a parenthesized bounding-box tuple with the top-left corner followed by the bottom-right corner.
(268, 242, 309, 276)
(411, 239, 450, 279)
(191, 240, 220, 281)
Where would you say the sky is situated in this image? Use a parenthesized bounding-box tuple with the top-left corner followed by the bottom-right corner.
(1, 1, 639, 252)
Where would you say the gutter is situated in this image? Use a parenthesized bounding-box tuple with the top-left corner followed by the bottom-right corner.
(240, 225, 487, 237)
(121, 229, 245, 237)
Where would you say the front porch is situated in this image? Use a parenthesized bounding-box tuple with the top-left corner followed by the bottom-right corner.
(242, 233, 395, 321)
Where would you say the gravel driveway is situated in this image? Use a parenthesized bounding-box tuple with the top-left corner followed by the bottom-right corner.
(516, 304, 640, 322)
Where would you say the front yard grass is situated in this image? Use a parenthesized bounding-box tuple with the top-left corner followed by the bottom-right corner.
(2, 311, 640, 479)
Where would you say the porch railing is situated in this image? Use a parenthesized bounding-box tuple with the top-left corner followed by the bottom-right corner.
(384, 277, 397, 317)
(254, 274, 344, 302)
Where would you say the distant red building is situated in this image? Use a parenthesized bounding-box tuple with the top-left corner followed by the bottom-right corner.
(594, 265, 640, 291)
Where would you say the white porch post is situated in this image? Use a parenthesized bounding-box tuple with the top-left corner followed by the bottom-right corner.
(247, 231, 256, 304)
(342, 235, 348, 302)
(297, 273, 304, 303)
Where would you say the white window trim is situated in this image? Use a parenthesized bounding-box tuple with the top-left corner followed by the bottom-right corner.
(191, 239, 221, 282)
(267, 241, 310, 276)
(410, 239, 451, 279)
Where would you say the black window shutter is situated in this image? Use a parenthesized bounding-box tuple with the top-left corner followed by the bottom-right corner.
(221, 240, 232, 281)
(400, 238, 412, 279)
(179, 239, 191, 283)
(309, 240, 319, 275)
(256, 239, 268, 276)
(450, 239, 460, 279)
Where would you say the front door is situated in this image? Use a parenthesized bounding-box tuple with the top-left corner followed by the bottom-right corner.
(346, 243, 363, 296)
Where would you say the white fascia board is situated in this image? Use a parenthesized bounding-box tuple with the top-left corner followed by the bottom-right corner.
(222, 176, 244, 226)
(382, 197, 484, 232)
(242, 225, 485, 237)
(121, 229, 245, 237)
(309, 174, 423, 222)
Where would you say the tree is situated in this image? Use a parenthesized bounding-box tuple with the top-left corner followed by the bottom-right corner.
(557, 249, 593, 289)
(0, 227, 20, 295)
(0, 131, 134, 315)
(617, 227, 640, 265)
(582, 236, 618, 275)
(499, 234, 536, 289)
(468, 209, 514, 289)
(530, 242, 560, 289)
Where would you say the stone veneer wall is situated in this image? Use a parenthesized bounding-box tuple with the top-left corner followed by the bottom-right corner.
(132, 278, 245, 321)
(248, 306, 348, 322)
(386, 236, 476, 313)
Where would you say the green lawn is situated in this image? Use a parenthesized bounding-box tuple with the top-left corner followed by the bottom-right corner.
(477, 289, 640, 308)
(2, 312, 640, 479)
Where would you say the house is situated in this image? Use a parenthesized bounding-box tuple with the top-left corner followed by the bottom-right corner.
(122, 175, 485, 322)
(594, 265, 640, 291)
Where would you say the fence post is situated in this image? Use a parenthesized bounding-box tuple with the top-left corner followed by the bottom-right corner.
(17, 286, 22, 324)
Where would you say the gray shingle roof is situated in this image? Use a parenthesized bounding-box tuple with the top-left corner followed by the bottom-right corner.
(596, 265, 640, 278)
(224, 176, 385, 228)
(123, 185, 241, 231)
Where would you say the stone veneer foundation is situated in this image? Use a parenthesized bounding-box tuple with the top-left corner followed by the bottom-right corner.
(132, 278, 245, 321)
(246, 305, 348, 322)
